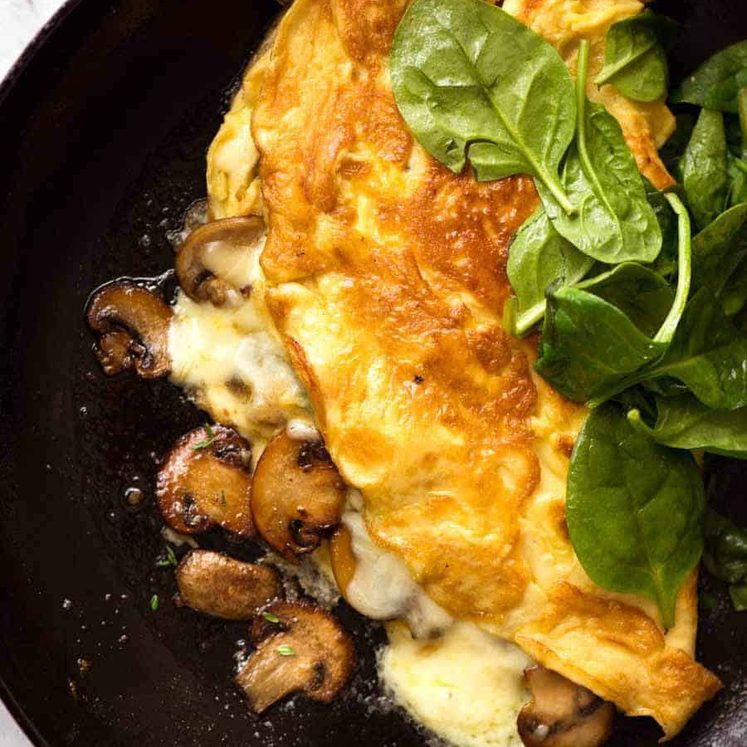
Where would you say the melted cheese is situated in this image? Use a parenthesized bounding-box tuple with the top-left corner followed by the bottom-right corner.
(380, 622, 530, 747)
(344, 509, 453, 638)
(167, 234, 310, 449)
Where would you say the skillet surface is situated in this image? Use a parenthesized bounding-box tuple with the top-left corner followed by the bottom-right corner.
(0, 0, 745, 744)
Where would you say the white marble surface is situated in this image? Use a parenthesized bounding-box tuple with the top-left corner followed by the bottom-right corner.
(0, 0, 65, 83)
(1, 1, 66, 739)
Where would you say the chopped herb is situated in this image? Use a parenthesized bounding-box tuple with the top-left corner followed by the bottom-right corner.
(262, 611, 281, 624)
(276, 644, 295, 657)
(150, 594, 159, 612)
(156, 546, 178, 568)
(193, 423, 217, 451)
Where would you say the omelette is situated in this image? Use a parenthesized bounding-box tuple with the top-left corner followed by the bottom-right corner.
(168, 0, 722, 744)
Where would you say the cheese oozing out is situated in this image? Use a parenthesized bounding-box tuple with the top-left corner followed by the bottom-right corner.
(165, 233, 531, 746)
(381, 622, 530, 747)
(167, 233, 312, 453)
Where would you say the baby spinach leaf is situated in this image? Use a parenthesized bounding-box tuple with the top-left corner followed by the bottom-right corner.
(628, 395, 747, 458)
(576, 262, 674, 338)
(679, 108, 729, 231)
(648, 289, 747, 410)
(595, 11, 674, 102)
(390, 0, 577, 213)
(535, 286, 666, 402)
(538, 42, 661, 263)
(567, 404, 705, 628)
(704, 511, 747, 610)
(507, 208, 593, 335)
(691, 202, 747, 299)
(672, 40, 747, 114)
(728, 155, 747, 207)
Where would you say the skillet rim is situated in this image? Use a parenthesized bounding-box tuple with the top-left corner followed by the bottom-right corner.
(0, 0, 744, 745)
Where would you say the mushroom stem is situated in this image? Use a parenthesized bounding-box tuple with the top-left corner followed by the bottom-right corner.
(235, 601, 354, 713)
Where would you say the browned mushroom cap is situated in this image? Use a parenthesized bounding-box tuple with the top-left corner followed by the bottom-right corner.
(517, 666, 615, 747)
(175, 216, 264, 305)
(156, 425, 254, 537)
(86, 281, 172, 378)
(251, 431, 346, 559)
(175, 550, 281, 620)
(235, 601, 354, 713)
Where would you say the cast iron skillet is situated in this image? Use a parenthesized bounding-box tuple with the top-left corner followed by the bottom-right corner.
(0, 0, 745, 745)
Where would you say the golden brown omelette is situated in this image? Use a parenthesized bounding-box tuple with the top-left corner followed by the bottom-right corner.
(207, 0, 721, 737)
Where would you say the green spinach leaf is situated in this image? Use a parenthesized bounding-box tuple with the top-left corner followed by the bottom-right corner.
(538, 41, 662, 263)
(646, 288, 747, 410)
(507, 208, 593, 335)
(704, 511, 747, 610)
(390, 0, 577, 213)
(595, 11, 674, 102)
(672, 40, 747, 113)
(628, 395, 747, 458)
(535, 286, 666, 402)
(679, 108, 729, 231)
(567, 404, 705, 628)
(691, 202, 747, 299)
(577, 262, 674, 337)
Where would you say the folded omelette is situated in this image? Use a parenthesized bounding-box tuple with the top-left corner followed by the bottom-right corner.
(205, 0, 721, 738)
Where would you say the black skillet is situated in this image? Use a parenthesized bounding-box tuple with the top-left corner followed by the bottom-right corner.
(0, 0, 745, 744)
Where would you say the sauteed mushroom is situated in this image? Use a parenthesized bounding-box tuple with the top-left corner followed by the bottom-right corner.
(175, 216, 264, 305)
(175, 550, 281, 620)
(517, 666, 615, 747)
(251, 431, 345, 558)
(235, 601, 354, 713)
(86, 281, 172, 378)
(157, 425, 254, 536)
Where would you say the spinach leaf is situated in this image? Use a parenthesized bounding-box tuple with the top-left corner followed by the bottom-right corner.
(538, 42, 661, 263)
(535, 286, 666, 402)
(679, 108, 729, 231)
(390, 0, 576, 214)
(728, 155, 747, 207)
(577, 262, 674, 338)
(567, 404, 704, 628)
(507, 208, 593, 335)
(628, 395, 747, 458)
(647, 288, 747, 410)
(691, 202, 747, 299)
(704, 511, 747, 610)
(672, 40, 747, 113)
(595, 11, 674, 102)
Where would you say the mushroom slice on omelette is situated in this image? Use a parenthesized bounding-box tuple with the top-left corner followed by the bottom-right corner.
(200, 0, 721, 741)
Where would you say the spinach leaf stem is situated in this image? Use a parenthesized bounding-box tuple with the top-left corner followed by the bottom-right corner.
(654, 193, 692, 343)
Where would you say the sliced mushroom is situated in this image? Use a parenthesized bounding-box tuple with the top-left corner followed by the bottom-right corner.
(175, 216, 264, 305)
(517, 666, 615, 747)
(235, 601, 354, 713)
(86, 281, 172, 378)
(251, 431, 345, 558)
(156, 425, 254, 536)
(175, 550, 280, 620)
